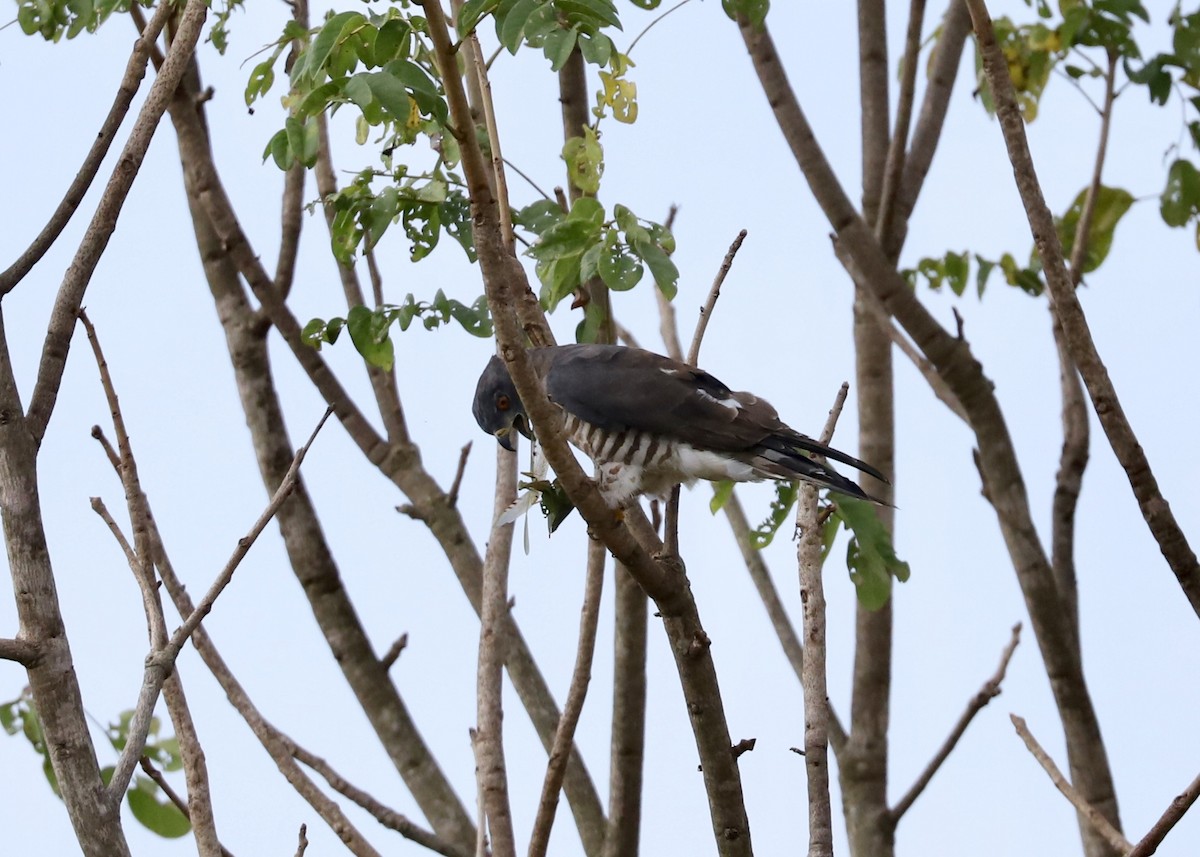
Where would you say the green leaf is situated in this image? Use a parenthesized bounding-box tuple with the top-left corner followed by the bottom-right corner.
(722, 0, 769, 27)
(710, 480, 734, 514)
(539, 479, 577, 533)
(750, 481, 798, 549)
(374, 18, 411, 65)
(630, 234, 678, 299)
(457, 0, 498, 35)
(1161, 159, 1200, 227)
(975, 254, 997, 297)
(554, 0, 621, 29)
(543, 26, 579, 71)
(1057, 185, 1133, 273)
(943, 250, 969, 296)
(127, 777, 191, 838)
(598, 241, 644, 291)
(263, 129, 292, 170)
(833, 497, 909, 610)
(514, 199, 566, 235)
(245, 58, 276, 107)
(566, 195, 605, 225)
(498, 0, 542, 53)
(346, 305, 396, 370)
(305, 11, 364, 83)
(562, 127, 604, 194)
(578, 31, 613, 66)
(528, 217, 600, 261)
(366, 72, 412, 122)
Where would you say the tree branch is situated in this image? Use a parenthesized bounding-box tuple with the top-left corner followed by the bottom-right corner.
(686, 229, 747, 367)
(422, 3, 752, 850)
(967, 0, 1200, 621)
(1128, 770, 1200, 857)
(890, 623, 1021, 822)
(0, 0, 173, 296)
(739, 18, 1122, 852)
(0, 637, 39, 667)
(795, 384, 850, 857)
(1010, 715, 1132, 854)
(26, 0, 209, 446)
(106, 407, 331, 802)
(288, 743, 471, 857)
(528, 538, 605, 857)
(475, 443, 518, 857)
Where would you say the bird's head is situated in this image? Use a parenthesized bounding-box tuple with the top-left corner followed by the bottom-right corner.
(472, 354, 534, 452)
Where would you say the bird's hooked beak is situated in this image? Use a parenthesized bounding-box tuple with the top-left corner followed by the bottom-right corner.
(495, 414, 534, 452)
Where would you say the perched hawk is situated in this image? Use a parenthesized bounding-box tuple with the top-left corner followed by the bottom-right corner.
(472, 344, 887, 507)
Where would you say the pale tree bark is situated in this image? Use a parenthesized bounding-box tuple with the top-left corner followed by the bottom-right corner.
(739, 6, 1120, 856)
(421, 3, 753, 852)
(840, 5, 899, 856)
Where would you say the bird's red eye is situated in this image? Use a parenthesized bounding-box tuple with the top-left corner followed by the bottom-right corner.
(497, 394, 511, 411)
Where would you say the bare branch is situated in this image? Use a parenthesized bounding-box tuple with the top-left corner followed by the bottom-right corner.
(603, 564, 647, 857)
(0, 637, 38, 667)
(448, 442, 473, 509)
(0, 0, 173, 295)
(138, 757, 235, 857)
(423, 4, 752, 849)
(107, 407, 332, 801)
(475, 442, 519, 857)
(295, 825, 309, 857)
(380, 633, 409, 671)
(528, 539, 605, 857)
(26, 0, 209, 445)
(967, 0, 1200, 620)
(794, 383, 849, 857)
(893, 0, 971, 256)
(687, 229, 747, 367)
(1128, 771, 1200, 857)
(890, 623, 1022, 822)
(289, 743, 471, 857)
(876, 0, 926, 242)
(154, 539, 386, 857)
(1010, 715, 1132, 854)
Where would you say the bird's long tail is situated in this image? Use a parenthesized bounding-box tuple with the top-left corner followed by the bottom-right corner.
(751, 432, 890, 505)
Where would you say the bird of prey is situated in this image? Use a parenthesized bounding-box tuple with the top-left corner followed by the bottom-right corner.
(472, 344, 888, 507)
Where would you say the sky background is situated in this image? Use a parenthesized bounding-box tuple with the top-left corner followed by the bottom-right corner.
(2, 0, 1199, 854)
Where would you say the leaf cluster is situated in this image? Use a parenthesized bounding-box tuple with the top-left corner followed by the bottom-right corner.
(905, 184, 1133, 297)
(303, 295, 493, 372)
(515, 197, 679, 315)
(1, 692, 190, 839)
(14, 0, 132, 41)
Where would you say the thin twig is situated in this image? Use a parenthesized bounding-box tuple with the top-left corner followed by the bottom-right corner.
(448, 442, 473, 508)
(794, 383, 849, 857)
(295, 825, 309, 857)
(0, 0, 173, 295)
(380, 633, 409, 671)
(154, 534, 385, 857)
(686, 230, 747, 367)
(138, 756, 237, 857)
(25, 0, 209, 445)
(168, 406, 333, 654)
(1128, 770, 1200, 857)
(469, 31, 514, 251)
(528, 538, 605, 857)
(1010, 715, 1132, 854)
(875, 0, 926, 243)
(890, 623, 1021, 821)
(106, 407, 333, 802)
(290, 742, 471, 857)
